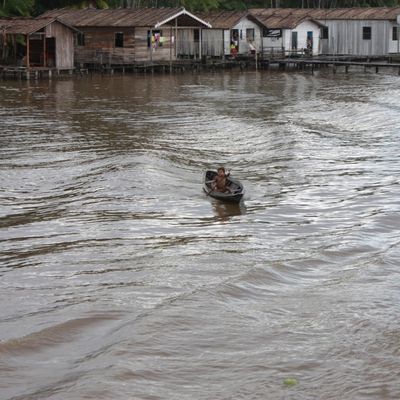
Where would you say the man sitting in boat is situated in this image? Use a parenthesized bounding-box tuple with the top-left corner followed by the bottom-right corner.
(212, 167, 232, 193)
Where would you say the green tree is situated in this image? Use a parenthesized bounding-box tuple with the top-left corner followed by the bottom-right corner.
(34, 0, 111, 15)
(0, 0, 34, 16)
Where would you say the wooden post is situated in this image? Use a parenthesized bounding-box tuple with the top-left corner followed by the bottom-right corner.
(43, 33, 47, 67)
(26, 34, 30, 69)
(13, 35, 17, 65)
(175, 18, 178, 59)
(169, 26, 172, 72)
(199, 28, 202, 61)
(222, 29, 225, 60)
(150, 28, 153, 64)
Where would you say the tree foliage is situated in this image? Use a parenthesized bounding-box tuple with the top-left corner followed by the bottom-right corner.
(0, 0, 34, 16)
(0, 0, 399, 17)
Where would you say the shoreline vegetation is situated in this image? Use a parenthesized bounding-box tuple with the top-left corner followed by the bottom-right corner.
(2, 0, 400, 18)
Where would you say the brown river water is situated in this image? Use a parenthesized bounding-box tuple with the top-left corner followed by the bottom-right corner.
(0, 69, 400, 400)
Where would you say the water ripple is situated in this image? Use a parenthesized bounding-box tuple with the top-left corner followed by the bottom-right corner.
(1, 72, 400, 399)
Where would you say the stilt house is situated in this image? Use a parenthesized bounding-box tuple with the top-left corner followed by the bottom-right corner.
(307, 7, 400, 56)
(249, 9, 324, 56)
(0, 17, 77, 69)
(41, 7, 212, 66)
(198, 11, 264, 57)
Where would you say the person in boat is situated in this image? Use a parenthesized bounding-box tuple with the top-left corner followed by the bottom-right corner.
(212, 167, 232, 193)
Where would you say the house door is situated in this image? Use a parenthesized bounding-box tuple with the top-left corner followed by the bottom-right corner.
(231, 29, 239, 52)
(291, 31, 298, 51)
(46, 38, 56, 67)
(307, 31, 313, 54)
(29, 38, 43, 66)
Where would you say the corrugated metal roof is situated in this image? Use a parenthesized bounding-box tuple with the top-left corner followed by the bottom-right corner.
(306, 7, 400, 20)
(0, 17, 77, 35)
(250, 7, 400, 24)
(196, 11, 248, 29)
(41, 7, 211, 28)
(250, 8, 324, 28)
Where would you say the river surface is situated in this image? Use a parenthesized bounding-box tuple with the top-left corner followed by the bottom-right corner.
(0, 69, 400, 400)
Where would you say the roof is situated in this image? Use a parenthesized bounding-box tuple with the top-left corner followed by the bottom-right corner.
(0, 16, 78, 35)
(0, 17, 76, 35)
(249, 8, 324, 29)
(306, 7, 400, 20)
(196, 10, 248, 29)
(40, 7, 211, 28)
(249, 7, 400, 24)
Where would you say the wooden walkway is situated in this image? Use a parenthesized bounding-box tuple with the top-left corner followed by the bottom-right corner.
(261, 58, 400, 75)
(0, 66, 78, 80)
(2, 57, 400, 79)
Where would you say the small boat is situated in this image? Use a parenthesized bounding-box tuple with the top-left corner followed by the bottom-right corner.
(203, 170, 244, 203)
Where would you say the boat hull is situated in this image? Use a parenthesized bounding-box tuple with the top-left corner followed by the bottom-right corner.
(203, 170, 244, 204)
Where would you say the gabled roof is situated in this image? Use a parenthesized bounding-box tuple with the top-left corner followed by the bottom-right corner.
(196, 10, 248, 29)
(198, 10, 273, 29)
(306, 7, 400, 20)
(249, 8, 324, 29)
(0, 16, 78, 35)
(40, 7, 211, 28)
(249, 7, 400, 25)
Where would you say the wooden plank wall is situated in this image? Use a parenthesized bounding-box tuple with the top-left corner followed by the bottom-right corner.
(202, 29, 224, 57)
(75, 26, 136, 65)
(73, 26, 204, 64)
(135, 27, 174, 62)
(46, 21, 75, 69)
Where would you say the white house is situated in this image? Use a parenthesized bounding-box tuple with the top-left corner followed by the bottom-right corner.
(199, 11, 266, 57)
(308, 7, 400, 56)
(249, 9, 325, 56)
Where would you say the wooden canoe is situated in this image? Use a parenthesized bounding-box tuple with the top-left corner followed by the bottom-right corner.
(203, 170, 244, 204)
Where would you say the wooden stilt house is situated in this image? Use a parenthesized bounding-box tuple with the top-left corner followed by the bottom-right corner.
(198, 11, 266, 58)
(307, 7, 400, 57)
(249, 9, 325, 57)
(0, 17, 77, 69)
(249, 7, 400, 58)
(40, 7, 212, 67)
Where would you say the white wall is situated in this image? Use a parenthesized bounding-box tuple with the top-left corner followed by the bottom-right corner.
(231, 18, 262, 55)
(317, 19, 394, 56)
(262, 20, 321, 55)
(224, 29, 230, 55)
(262, 35, 284, 52)
(288, 20, 321, 55)
(389, 22, 400, 54)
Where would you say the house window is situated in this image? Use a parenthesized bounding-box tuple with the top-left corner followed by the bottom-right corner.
(362, 27, 371, 40)
(246, 28, 255, 42)
(147, 30, 163, 48)
(77, 33, 85, 46)
(263, 28, 281, 38)
(393, 26, 398, 41)
(115, 32, 124, 47)
(321, 27, 329, 39)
